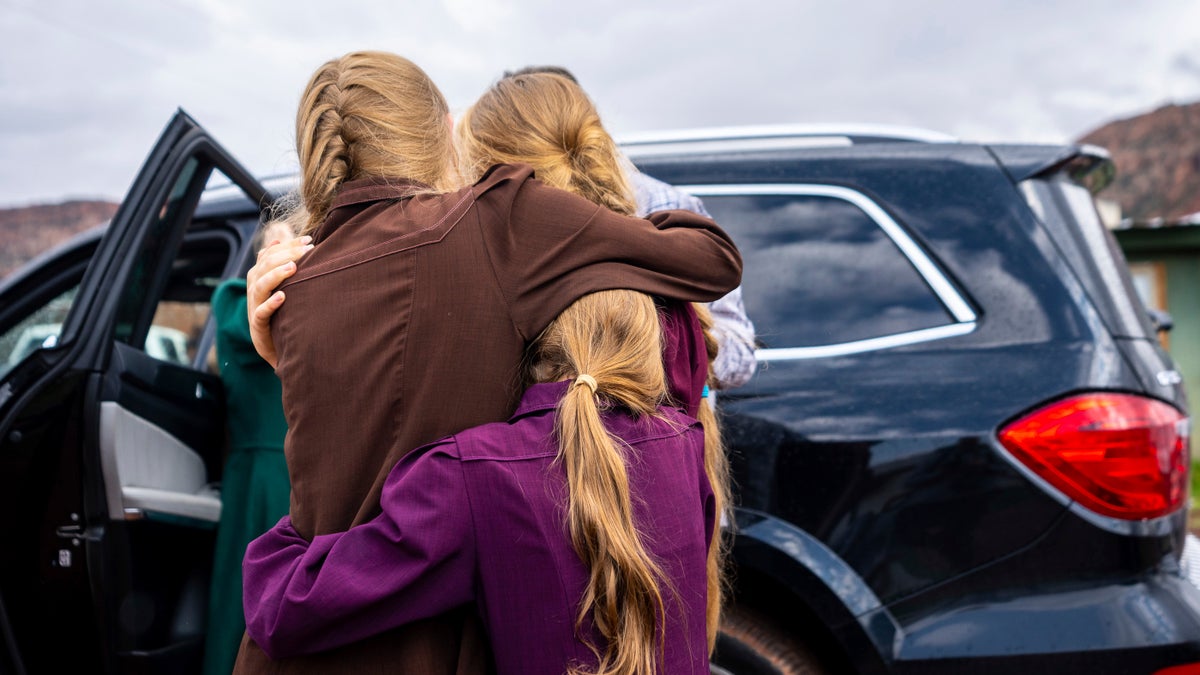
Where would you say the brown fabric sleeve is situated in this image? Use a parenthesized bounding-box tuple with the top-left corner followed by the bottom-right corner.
(474, 164, 743, 341)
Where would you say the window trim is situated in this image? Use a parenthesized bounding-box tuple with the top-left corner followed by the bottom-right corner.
(683, 184, 977, 361)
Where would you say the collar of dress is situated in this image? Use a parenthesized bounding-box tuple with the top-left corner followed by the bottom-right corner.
(330, 176, 432, 209)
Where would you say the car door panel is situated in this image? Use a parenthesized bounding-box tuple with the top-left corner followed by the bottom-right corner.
(98, 342, 225, 526)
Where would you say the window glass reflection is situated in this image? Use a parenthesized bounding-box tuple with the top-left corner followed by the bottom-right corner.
(705, 194, 951, 348)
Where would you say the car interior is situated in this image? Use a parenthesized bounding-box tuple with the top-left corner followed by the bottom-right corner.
(0, 210, 254, 669)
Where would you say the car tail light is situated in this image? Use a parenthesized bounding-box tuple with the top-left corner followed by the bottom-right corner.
(1154, 664, 1200, 675)
(999, 393, 1190, 520)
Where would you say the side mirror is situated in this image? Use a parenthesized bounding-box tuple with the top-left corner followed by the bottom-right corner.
(1147, 308, 1174, 334)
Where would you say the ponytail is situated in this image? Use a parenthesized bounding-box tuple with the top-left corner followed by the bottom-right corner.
(528, 290, 670, 675)
(560, 375, 666, 675)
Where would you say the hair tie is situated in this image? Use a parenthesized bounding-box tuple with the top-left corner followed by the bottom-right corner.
(573, 374, 598, 395)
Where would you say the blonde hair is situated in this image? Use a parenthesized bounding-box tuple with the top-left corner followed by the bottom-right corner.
(455, 72, 636, 217)
(691, 303, 732, 653)
(295, 51, 457, 235)
(253, 194, 306, 251)
(526, 290, 670, 675)
(481, 71, 731, 667)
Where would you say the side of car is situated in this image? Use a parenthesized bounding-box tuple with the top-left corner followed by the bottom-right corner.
(2, 115, 1197, 675)
(626, 128, 1200, 673)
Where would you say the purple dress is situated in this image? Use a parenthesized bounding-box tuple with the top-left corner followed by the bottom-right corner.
(242, 379, 714, 675)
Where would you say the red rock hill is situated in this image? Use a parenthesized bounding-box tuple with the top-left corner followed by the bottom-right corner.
(0, 200, 117, 280)
(1077, 101, 1200, 223)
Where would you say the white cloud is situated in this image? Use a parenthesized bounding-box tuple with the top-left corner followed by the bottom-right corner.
(441, 0, 515, 33)
(1, 0, 1198, 206)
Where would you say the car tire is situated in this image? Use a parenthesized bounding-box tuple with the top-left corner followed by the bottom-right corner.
(710, 604, 828, 675)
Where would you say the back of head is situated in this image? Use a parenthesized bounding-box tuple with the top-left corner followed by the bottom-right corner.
(456, 72, 635, 216)
(502, 64, 579, 83)
(295, 51, 456, 235)
(527, 289, 665, 410)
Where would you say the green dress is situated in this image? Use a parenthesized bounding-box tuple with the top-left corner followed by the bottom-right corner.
(203, 278, 290, 675)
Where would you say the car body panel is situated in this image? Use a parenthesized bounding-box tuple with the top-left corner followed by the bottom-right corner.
(636, 136, 1196, 671)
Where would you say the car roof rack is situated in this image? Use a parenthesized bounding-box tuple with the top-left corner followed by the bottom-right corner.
(619, 124, 958, 157)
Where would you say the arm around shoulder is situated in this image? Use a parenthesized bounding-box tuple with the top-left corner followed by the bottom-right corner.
(486, 174, 743, 340)
(242, 445, 476, 659)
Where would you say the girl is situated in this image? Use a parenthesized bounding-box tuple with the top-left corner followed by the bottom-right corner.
(453, 71, 732, 648)
(244, 288, 716, 675)
(235, 53, 739, 675)
(203, 213, 298, 675)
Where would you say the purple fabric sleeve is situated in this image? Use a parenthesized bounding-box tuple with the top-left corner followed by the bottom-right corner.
(659, 300, 708, 418)
(242, 442, 476, 660)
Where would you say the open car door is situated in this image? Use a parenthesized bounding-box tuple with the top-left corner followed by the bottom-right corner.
(0, 110, 272, 674)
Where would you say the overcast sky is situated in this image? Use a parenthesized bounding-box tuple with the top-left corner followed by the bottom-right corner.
(2, 0, 1199, 208)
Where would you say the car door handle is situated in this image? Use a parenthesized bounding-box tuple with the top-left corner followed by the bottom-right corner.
(55, 524, 84, 540)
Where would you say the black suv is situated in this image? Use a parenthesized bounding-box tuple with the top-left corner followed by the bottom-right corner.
(0, 112, 1196, 674)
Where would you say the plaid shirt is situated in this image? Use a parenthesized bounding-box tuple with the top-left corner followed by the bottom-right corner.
(634, 172, 758, 389)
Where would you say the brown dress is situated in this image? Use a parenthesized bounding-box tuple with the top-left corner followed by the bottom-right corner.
(232, 163, 742, 674)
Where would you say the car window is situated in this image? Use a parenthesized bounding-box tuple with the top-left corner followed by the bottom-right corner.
(1020, 176, 1156, 340)
(111, 159, 237, 367)
(147, 286, 221, 366)
(703, 192, 953, 349)
(0, 286, 78, 378)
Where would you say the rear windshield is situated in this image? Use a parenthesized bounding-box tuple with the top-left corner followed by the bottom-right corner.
(1019, 176, 1156, 339)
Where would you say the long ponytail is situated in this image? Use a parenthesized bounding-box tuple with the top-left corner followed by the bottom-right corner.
(528, 290, 669, 675)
